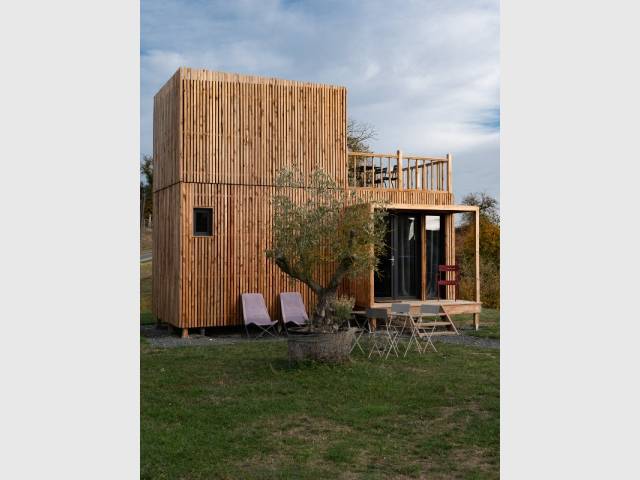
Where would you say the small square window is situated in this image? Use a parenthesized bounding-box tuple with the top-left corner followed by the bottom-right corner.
(194, 208, 213, 236)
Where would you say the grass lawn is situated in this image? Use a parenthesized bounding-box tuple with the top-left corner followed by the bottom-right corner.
(455, 309, 500, 340)
(141, 341, 499, 479)
(141, 227, 153, 254)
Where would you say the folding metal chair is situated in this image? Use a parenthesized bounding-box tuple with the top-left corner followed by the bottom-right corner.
(406, 304, 443, 354)
(241, 293, 279, 339)
(366, 308, 391, 359)
(403, 314, 424, 357)
(387, 303, 411, 359)
(347, 312, 367, 354)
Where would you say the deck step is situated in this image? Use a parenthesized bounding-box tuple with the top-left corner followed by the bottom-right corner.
(415, 321, 451, 327)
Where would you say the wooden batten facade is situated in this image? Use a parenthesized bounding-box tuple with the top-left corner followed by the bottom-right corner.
(153, 67, 481, 331)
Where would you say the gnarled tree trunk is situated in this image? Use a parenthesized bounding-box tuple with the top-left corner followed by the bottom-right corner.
(311, 288, 337, 330)
(273, 232, 357, 332)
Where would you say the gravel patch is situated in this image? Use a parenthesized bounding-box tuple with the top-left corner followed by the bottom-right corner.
(140, 325, 285, 349)
(141, 325, 498, 350)
(432, 333, 500, 349)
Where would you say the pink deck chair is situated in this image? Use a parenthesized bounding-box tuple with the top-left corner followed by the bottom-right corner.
(280, 292, 309, 334)
(241, 293, 279, 338)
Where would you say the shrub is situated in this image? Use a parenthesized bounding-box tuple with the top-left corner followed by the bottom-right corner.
(329, 295, 355, 327)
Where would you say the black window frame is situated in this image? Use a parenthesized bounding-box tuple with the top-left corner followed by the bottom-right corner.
(193, 208, 213, 236)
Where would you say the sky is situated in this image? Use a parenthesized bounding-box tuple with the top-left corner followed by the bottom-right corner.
(141, 0, 499, 201)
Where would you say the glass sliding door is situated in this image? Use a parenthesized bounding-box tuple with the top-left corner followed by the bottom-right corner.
(395, 214, 419, 298)
(425, 215, 444, 299)
(374, 215, 393, 298)
(374, 212, 421, 300)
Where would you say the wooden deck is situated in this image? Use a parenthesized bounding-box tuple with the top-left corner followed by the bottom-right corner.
(365, 299, 481, 335)
(372, 299, 481, 316)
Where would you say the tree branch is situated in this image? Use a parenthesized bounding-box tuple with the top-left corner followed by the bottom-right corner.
(326, 229, 356, 290)
(273, 253, 323, 294)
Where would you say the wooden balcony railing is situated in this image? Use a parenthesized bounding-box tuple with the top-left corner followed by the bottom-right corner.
(348, 150, 452, 192)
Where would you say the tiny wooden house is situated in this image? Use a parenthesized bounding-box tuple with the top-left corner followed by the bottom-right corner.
(153, 68, 481, 336)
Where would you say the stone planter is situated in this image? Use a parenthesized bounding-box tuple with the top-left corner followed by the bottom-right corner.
(287, 329, 355, 364)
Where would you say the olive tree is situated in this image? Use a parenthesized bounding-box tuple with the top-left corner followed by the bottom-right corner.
(266, 167, 387, 332)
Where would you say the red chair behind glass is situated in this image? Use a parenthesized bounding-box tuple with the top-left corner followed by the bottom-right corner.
(437, 264, 460, 301)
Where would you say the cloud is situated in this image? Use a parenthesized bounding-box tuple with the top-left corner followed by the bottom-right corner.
(141, 0, 499, 199)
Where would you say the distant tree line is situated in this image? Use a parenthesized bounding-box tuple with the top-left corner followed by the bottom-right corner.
(456, 192, 500, 308)
(140, 155, 153, 227)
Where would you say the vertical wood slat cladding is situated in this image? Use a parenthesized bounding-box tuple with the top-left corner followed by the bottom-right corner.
(179, 68, 347, 187)
(181, 183, 346, 326)
(152, 184, 181, 325)
(153, 68, 348, 327)
(343, 272, 373, 311)
(152, 71, 181, 191)
(354, 188, 452, 206)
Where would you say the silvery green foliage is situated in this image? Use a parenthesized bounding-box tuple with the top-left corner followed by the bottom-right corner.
(267, 167, 387, 331)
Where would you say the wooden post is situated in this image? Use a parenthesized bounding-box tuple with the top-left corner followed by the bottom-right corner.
(182, 328, 189, 338)
(474, 208, 480, 330)
(397, 149, 403, 190)
(420, 215, 427, 300)
(369, 202, 376, 308)
(444, 214, 455, 300)
(446, 153, 453, 197)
